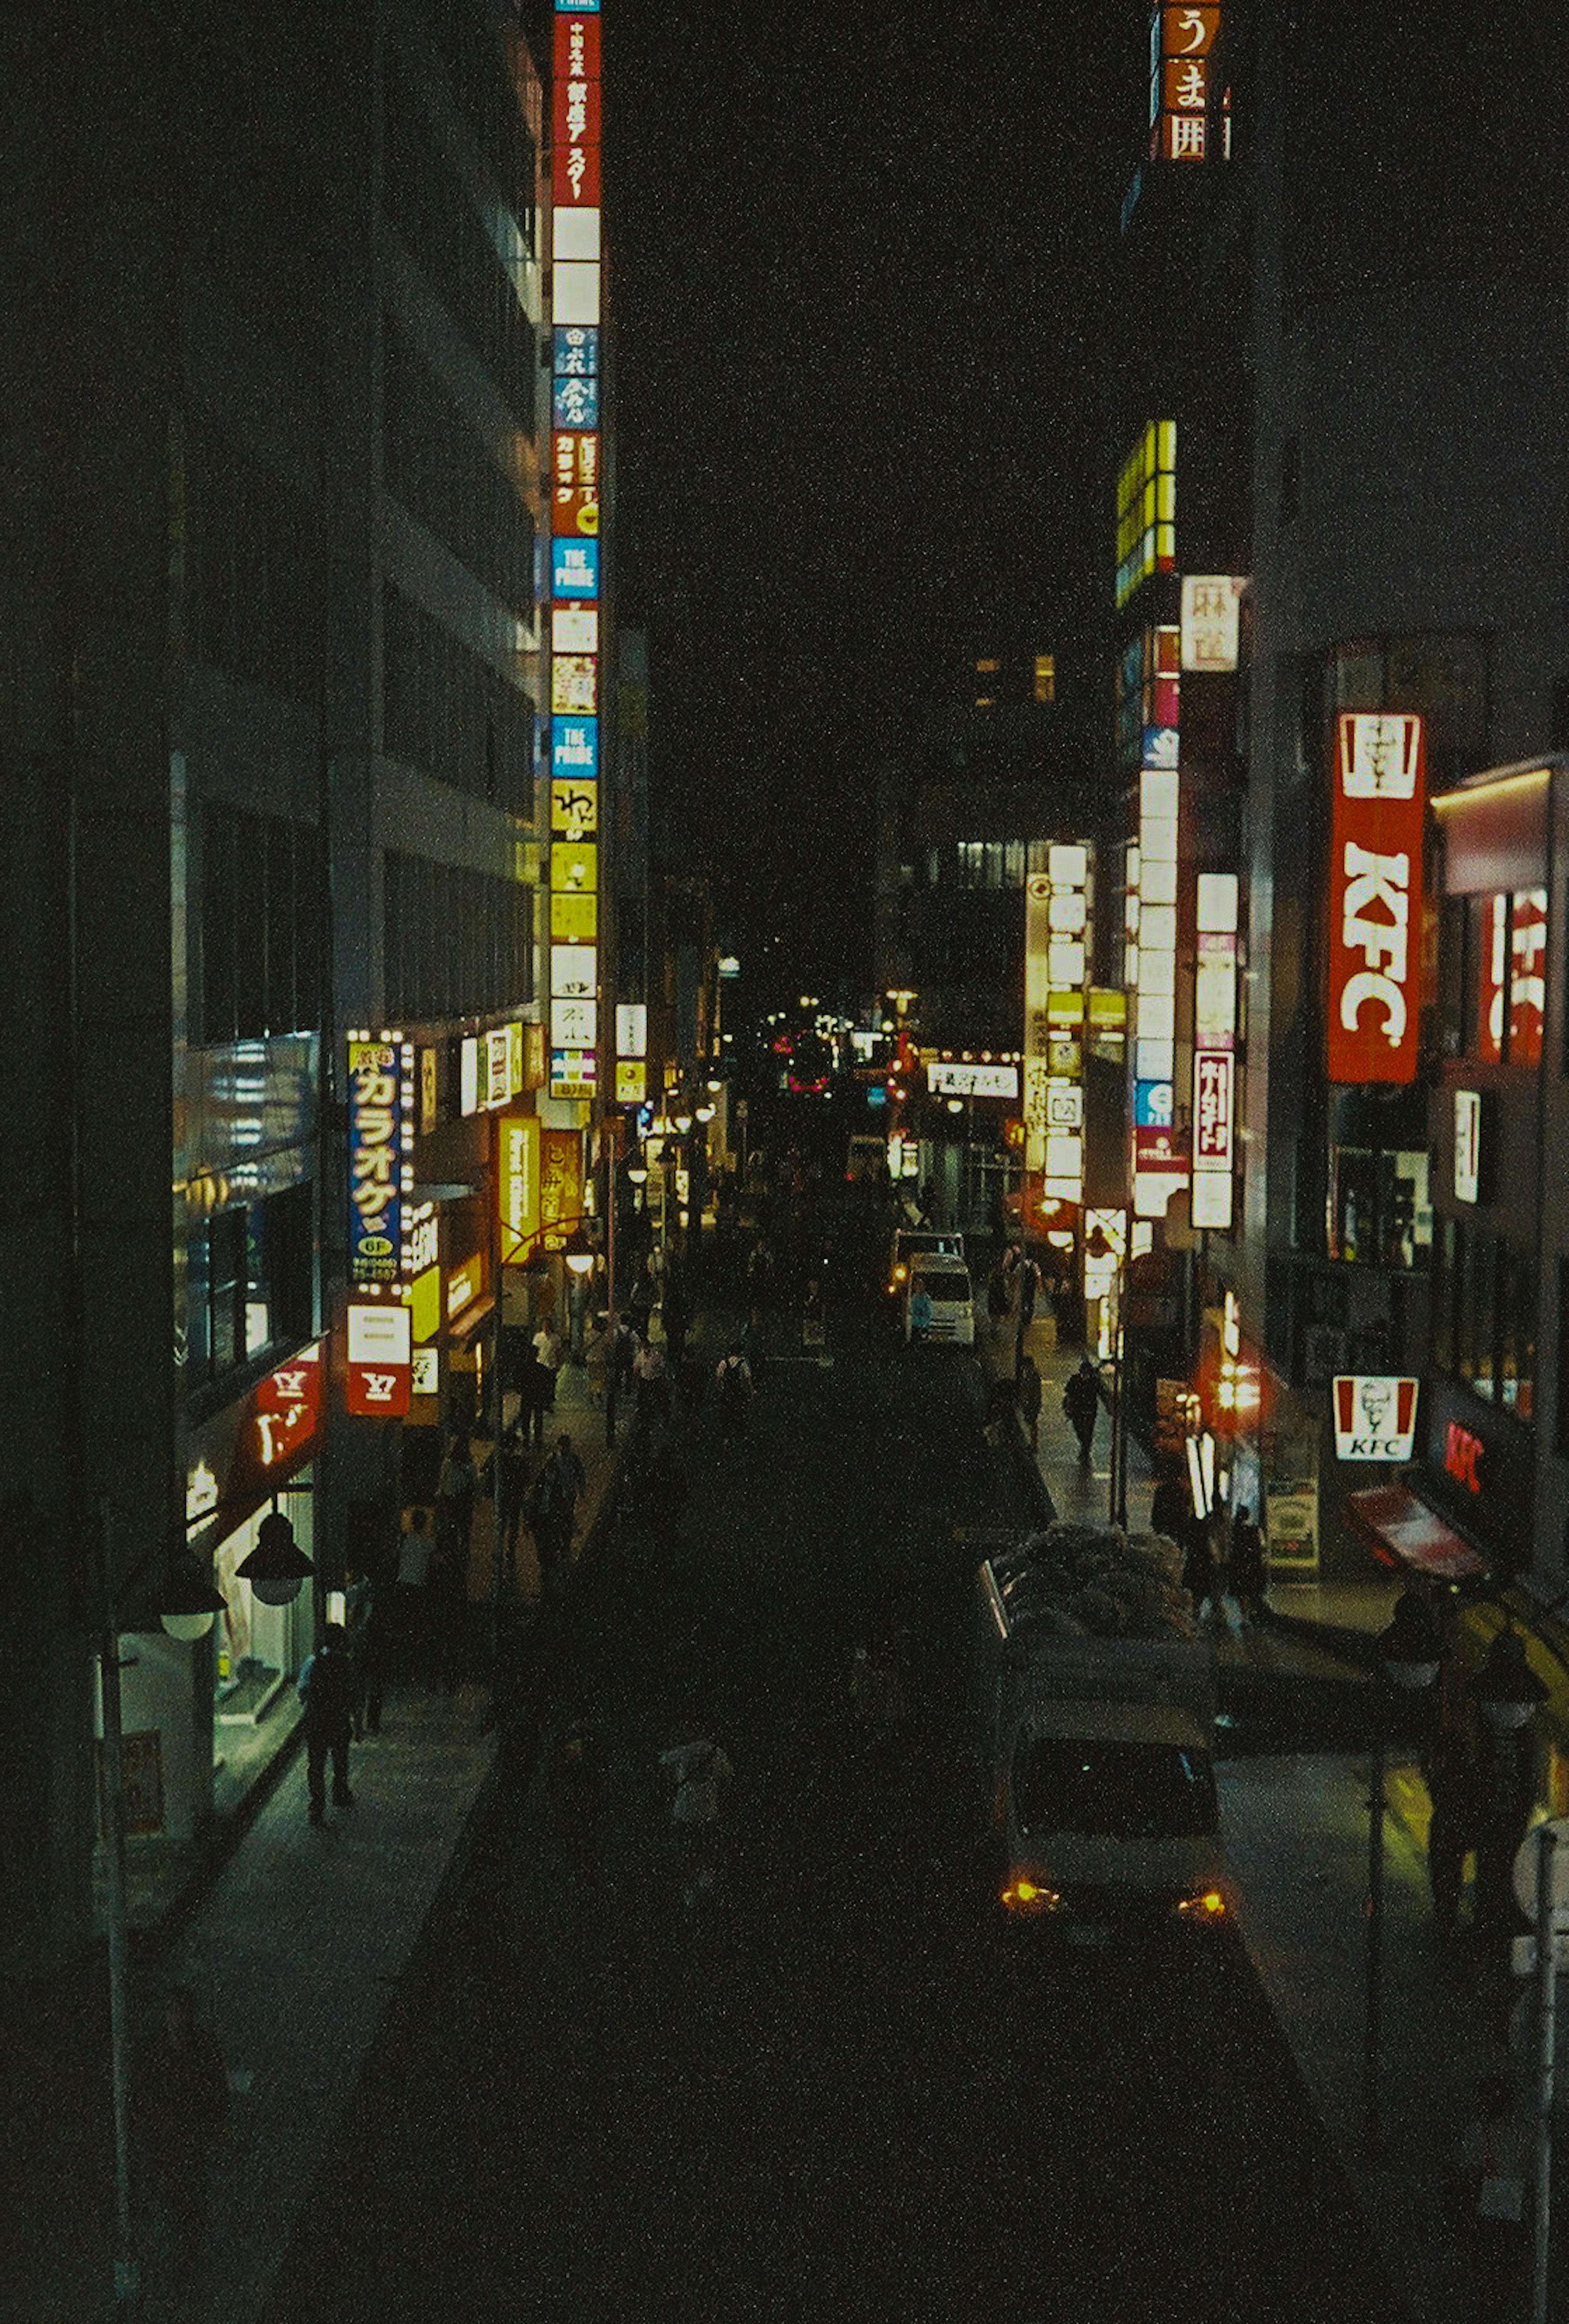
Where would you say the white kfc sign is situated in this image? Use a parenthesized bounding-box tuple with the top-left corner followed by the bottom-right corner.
(1332, 1375, 1419, 1462)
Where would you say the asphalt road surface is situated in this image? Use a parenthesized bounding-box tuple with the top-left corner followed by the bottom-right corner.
(265, 1294, 1407, 2324)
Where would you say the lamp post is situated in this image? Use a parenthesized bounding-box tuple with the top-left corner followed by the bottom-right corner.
(1084, 1222, 1129, 1529)
(1363, 1587, 1444, 2162)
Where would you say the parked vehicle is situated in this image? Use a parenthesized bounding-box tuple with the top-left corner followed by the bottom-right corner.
(972, 1523, 1229, 1944)
(903, 1257, 974, 1346)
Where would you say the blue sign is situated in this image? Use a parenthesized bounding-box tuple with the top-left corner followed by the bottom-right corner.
(867, 1086, 888, 1109)
(1134, 1079, 1175, 1128)
(553, 326, 599, 378)
(556, 1, 599, 13)
(552, 716, 599, 778)
(553, 375, 599, 430)
(1142, 725, 1180, 770)
(552, 538, 599, 599)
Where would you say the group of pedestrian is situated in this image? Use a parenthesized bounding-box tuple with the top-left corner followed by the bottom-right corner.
(1171, 1499, 1268, 1626)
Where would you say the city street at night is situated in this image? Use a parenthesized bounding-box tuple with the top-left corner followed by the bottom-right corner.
(263, 1282, 1406, 2324)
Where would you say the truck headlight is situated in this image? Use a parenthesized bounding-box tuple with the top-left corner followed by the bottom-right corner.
(1001, 1875, 1062, 1916)
(1173, 1887, 1227, 1923)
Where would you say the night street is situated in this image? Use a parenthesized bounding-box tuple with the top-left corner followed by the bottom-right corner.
(266, 1285, 1404, 2324)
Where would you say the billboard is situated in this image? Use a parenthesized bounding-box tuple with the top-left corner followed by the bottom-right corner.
(347, 1037, 412, 1284)
(1332, 1375, 1419, 1463)
(345, 1301, 411, 1418)
(1327, 713, 1425, 1085)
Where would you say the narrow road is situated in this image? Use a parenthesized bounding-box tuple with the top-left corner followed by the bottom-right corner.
(265, 1296, 1407, 2324)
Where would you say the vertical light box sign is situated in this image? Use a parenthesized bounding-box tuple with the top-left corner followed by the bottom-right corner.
(551, 0, 603, 1103)
(1022, 872, 1053, 1181)
(1191, 872, 1238, 1228)
(1133, 766, 1187, 1217)
(1043, 845, 1091, 1203)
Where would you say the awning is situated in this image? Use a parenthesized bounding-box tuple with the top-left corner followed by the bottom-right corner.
(446, 1293, 497, 1343)
(1345, 1484, 1485, 1583)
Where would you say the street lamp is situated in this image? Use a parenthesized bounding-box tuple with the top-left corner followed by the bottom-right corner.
(1084, 1221, 1129, 1529)
(1363, 1587, 1444, 2161)
(235, 1505, 313, 1608)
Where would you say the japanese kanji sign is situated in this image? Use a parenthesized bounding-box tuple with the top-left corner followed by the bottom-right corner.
(347, 1038, 412, 1284)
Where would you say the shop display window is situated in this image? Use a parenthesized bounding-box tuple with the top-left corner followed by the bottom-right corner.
(1327, 1147, 1429, 1269)
(1435, 1220, 1535, 1425)
(1455, 889, 1547, 1064)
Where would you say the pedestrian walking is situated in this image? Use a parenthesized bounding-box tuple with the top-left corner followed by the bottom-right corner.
(134, 1988, 230, 2282)
(1180, 1513, 1219, 1622)
(715, 1345, 753, 1441)
(1062, 1358, 1101, 1463)
(1016, 1353, 1043, 1451)
(434, 1430, 478, 1566)
(745, 1236, 775, 1313)
(661, 1273, 692, 1366)
(659, 1731, 734, 1906)
(494, 1423, 530, 1583)
(532, 1319, 564, 1412)
(394, 1508, 436, 1681)
(567, 1264, 591, 1366)
(355, 1566, 394, 1735)
(1227, 1504, 1268, 1624)
(530, 1431, 586, 1599)
(520, 1341, 552, 1447)
(909, 1283, 934, 1341)
(633, 1333, 672, 1437)
(297, 1621, 357, 1823)
(604, 1313, 637, 1445)
(1424, 1732, 1482, 1932)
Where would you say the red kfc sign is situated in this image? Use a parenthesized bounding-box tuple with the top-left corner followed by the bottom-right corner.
(345, 1301, 411, 1419)
(1327, 713, 1425, 1085)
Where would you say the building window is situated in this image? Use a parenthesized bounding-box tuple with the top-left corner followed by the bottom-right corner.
(1328, 1148, 1430, 1269)
(197, 801, 322, 1046)
(187, 1183, 314, 1405)
(1456, 890, 1547, 1064)
(1436, 1221, 1534, 1425)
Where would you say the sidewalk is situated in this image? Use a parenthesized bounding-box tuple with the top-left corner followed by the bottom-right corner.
(977, 1316, 1527, 2324)
(9, 1359, 626, 2324)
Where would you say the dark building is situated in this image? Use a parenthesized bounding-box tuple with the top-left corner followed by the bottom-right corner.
(1, 0, 549, 1974)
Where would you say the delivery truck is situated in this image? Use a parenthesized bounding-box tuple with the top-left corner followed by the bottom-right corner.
(973, 1520, 1229, 1944)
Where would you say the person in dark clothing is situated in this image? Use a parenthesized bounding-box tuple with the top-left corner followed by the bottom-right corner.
(297, 1623, 357, 1824)
(1149, 1471, 1189, 1542)
(351, 1564, 394, 1735)
(1227, 1504, 1267, 1624)
(520, 1344, 552, 1447)
(1062, 1359, 1101, 1464)
(1424, 1733, 1481, 1932)
(1180, 1516, 1219, 1622)
(495, 1424, 530, 1583)
(1016, 1354, 1044, 1451)
(661, 1275, 692, 1366)
(605, 1315, 637, 1445)
(531, 1432, 586, 1598)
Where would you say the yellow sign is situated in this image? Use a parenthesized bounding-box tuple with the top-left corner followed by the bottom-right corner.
(552, 779, 598, 840)
(447, 1254, 483, 1320)
(550, 891, 597, 941)
(498, 1114, 541, 1264)
(410, 1263, 442, 1345)
(615, 1059, 646, 1103)
(550, 842, 597, 893)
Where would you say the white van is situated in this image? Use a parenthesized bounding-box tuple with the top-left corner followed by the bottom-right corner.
(903, 1258, 974, 1346)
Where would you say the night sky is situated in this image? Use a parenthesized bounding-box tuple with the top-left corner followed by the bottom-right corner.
(608, 2, 1143, 1002)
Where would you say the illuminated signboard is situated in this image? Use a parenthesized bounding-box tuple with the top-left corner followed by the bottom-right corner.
(615, 1059, 646, 1103)
(447, 1254, 483, 1319)
(1024, 846, 1092, 1213)
(347, 1036, 413, 1284)
(552, 539, 600, 599)
(1191, 872, 1238, 1229)
(552, 605, 599, 655)
(345, 1300, 411, 1418)
(552, 374, 599, 430)
(927, 1061, 1020, 1099)
(541, 1127, 584, 1242)
(485, 1026, 512, 1109)
(552, 716, 598, 777)
(498, 1113, 541, 1263)
(551, 779, 597, 840)
(1149, 6, 1223, 163)
(1332, 1375, 1419, 1463)
(1115, 421, 1176, 607)
(551, 0, 604, 1121)
(1327, 713, 1424, 1085)
(1453, 1088, 1482, 1204)
(411, 1347, 439, 1397)
(616, 1002, 647, 1057)
(1131, 766, 1187, 1218)
(1180, 575, 1245, 672)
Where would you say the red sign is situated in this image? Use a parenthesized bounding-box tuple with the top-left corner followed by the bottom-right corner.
(345, 1302, 411, 1419)
(254, 1349, 323, 1471)
(552, 485, 599, 537)
(1326, 713, 1425, 1085)
(552, 10, 600, 79)
(1444, 1419, 1484, 1495)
